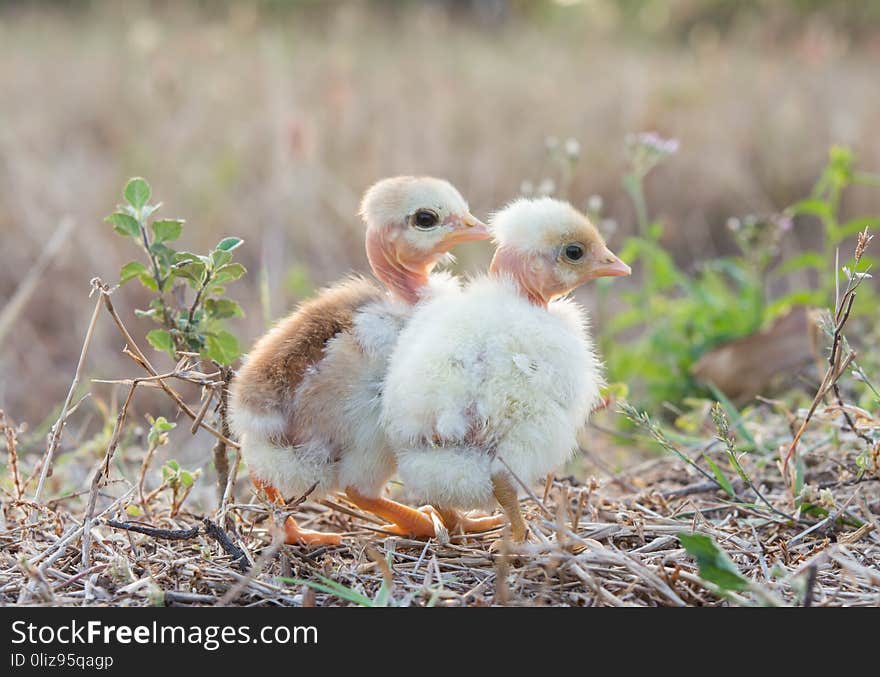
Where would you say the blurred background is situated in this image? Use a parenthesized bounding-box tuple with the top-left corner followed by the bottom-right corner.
(1, 0, 879, 435)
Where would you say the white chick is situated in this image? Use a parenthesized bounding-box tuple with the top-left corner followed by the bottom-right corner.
(381, 197, 630, 541)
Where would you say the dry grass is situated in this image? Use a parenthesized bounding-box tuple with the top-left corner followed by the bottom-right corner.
(2, 391, 878, 606)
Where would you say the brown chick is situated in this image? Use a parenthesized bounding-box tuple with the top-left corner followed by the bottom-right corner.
(229, 177, 490, 545)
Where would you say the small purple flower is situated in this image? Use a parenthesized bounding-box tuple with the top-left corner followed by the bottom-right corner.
(626, 131, 679, 179)
(775, 214, 794, 232)
(635, 131, 680, 156)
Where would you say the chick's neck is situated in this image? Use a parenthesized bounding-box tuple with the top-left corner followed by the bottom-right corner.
(366, 227, 435, 304)
(489, 246, 551, 308)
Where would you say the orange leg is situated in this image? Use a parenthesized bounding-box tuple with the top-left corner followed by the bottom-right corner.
(491, 473, 528, 542)
(438, 508, 506, 535)
(252, 477, 342, 546)
(345, 486, 440, 539)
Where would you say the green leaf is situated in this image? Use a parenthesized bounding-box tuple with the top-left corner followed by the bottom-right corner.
(171, 261, 207, 286)
(153, 416, 176, 432)
(106, 213, 140, 238)
(125, 504, 143, 517)
(216, 237, 244, 252)
(210, 249, 233, 269)
(138, 273, 159, 292)
(212, 263, 247, 284)
(146, 329, 175, 357)
(148, 242, 175, 264)
(678, 532, 750, 592)
(134, 307, 159, 320)
(204, 330, 240, 365)
(789, 198, 831, 222)
(703, 455, 735, 498)
(278, 576, 375, 607)
(180, 471, 194, 488)
(124, 177, 151, 210)
(166, 459, 180, 472)
(151, 219, 184, 243)
(774, 251, 825, 276)
(119, 261, 148, 284)
(204, 298, 244, 320)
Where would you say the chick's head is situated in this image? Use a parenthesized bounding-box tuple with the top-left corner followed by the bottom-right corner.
(361, 175, 488, 262)
(489, 197, 630, 305)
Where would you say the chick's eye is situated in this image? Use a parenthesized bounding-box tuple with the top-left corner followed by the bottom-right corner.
(564, 244, 585, 262)
(412, 209, 439, 229)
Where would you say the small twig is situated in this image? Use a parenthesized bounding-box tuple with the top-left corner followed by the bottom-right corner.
(190, 387, 215, 435)
(34, 279, 104, 503)
(137, 441, 159, 519)
(217, 527, 281, 606)
(98, 284, 239, 448)
(105, 516, 249, 572)
(783, 349, 855, 477)
(105, 520, 200, 540)
(183, 271, 212, 337)
(212, 366, 233, 505)
(29, 488, 135, 569)
(81, 382, 137, 569)
(1, 411, 24, 500)
(215, 446, 242, 528)
(202, 518, 249, 572)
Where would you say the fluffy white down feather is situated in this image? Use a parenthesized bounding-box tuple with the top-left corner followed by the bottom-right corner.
(232, 274, 460, 499)
(382, 275, 603, 509)
(490, 197, 588, 254)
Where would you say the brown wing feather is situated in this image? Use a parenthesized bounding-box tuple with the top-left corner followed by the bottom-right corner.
(231, 276, 383, 415)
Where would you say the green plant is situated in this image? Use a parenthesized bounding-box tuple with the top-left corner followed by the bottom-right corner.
(677, 533, 750, 594)
(281, 574, 392, 607)
(774, 145, 879, 316)
(600, 138, 879, 411)
(108, 177, 246, 365)
(601, 133, 785, 407)
(156, 459, 200, 516)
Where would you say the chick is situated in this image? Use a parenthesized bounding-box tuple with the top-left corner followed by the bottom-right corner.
(229, 177, 490, 545)
(381, 197, 630, 541)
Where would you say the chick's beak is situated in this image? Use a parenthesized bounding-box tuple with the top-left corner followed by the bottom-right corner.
(588, 245, 632, 279)
(445, 213, 491, 245)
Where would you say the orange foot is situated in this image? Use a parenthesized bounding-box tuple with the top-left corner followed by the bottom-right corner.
(282, 516, 343, 546)
(345, 487, 441, 539)
(253, 477, 342, 546)
(439, 508, 506, 535)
